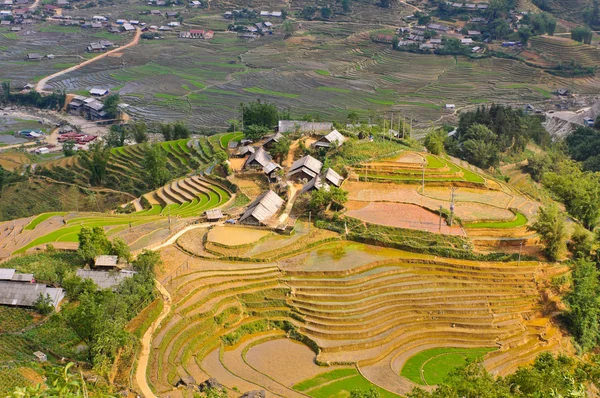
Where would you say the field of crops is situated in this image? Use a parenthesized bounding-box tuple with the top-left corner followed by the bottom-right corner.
(146, 235, 567, 396)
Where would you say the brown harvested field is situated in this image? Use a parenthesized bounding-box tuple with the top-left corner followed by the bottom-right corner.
(229, 158, 246, 172)
(346, 202, 465, 236)
(227, 175, 265, 200)
(421, 187, 513, 209)
(0, 152, 30, 172)
(345, 181, 516, 222)
(245, 338, 351, 387)
(387, 152, 425, 164)
(207, 226, 271, 246)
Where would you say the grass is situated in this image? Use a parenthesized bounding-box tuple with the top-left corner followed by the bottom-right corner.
(243, 87, 299, 98)
(296, 368, 399, 398)
(23, 212, 67, 230)
(464, 210, 527, 229)
(401, 347, 495, 385)
(315, 69, 331, 76)
(293, 369, 356, 391)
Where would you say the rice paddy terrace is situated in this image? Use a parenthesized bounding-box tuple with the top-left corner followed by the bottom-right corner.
(148, 235, 568, 397)
(344, 151, 538, 248)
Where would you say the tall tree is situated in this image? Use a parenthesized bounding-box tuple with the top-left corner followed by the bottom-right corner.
(527, 203, 567, 261)
(78, 142, 111, 186)
(102, 94, 121, 119)
(566, 259, 600, 352)
(143, 143, 170, 189)
(129, 121, 148, 144)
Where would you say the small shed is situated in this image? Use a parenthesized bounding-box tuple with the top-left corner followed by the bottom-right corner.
(93, 255, 119, 269)
(313, 129, 346, 149)
(323, 168, 344, 187)
(205, 209, 224, 221)
(444, 104, 456, 110)
(26, 53, 42, 61)
(33, 351, 47, 362)
(239, 190, 284, 225)
(90, 88, 108, 96)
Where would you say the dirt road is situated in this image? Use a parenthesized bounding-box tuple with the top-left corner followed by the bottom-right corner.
(35, 28, 142, 93)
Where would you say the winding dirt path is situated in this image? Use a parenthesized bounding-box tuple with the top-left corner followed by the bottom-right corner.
(35, 28, 142, 93)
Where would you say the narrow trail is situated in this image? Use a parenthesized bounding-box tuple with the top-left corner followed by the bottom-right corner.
(35, 28, 142, 93)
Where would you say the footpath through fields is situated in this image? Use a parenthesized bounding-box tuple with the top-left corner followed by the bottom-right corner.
(35, 28, 142, 93)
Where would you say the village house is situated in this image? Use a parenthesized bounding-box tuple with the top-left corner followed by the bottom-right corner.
(0, 269, 64, 309)
(313, 129, 346, 149)
(262, 132, 283, 149)
(76, 269, 135, 290)
(323, 168, 344, 187)
(90, 87, 109, 96)
(239, 190, 284, 225)
(42, 4, 61, 15)
(288, 155, 323, 182)
(122, 23, 135, 31)
(236, 145, 255, 158)
(244, 146, 272, 170)
(263, 161, 282, 181)
(25, 53, 42, 61)
(92, 15, 107, 23)
(84, 99, 108, 121)
(445, 104, 456, 110)
(87, 42, 105, 52)
(427, 23, 450, 33)
(205, 209, 225, 222)
(93, 255, 120, 270)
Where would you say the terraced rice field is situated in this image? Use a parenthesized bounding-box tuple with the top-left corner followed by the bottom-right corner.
(148, 239, 567, 396)
(529, 36, 600, 68)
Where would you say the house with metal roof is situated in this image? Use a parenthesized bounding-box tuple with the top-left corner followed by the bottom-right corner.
(288, 155, 323, 182)
(263, 161, 282, 181)
(313, 129, 346, 149)
(205, 209, 225, 221)
(300, 175, 327, 195)
(244, 147, 272, 169)
(90, 88, 108, 96)
(0, 269, 34, 283)
(0, 282, 64, 309)
(76, 269, 134, 290)
(323, 168, 344, 187)
(263, 132, 283, 149)
(93, 255, 119, 269)
(236, 145, 255, 157)
(239, 190, 284, 225)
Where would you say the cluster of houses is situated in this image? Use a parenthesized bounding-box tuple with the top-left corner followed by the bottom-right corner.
(68, 95, 109, 121)
(86, 39, 115, 52)
(444, 1, 489, 11)
(230, 127, 346, 226)
(0, 268, 64, 310)
(15, 128, 44, 139)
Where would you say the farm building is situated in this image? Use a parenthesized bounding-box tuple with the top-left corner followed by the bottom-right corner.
(122, 23, 135, 31)
(288, 155, 323, 182)
(0, 269, 34, 283)
(445, 104, 456, 110)
(263, 132, 283, 148)
(323, 168, 344, 187)
(205, 209, 225, 221)
(167, 22, 180, 28)
(84, 99, 108, 121)
(427, 23, 450, 32)
(76, 269, 135, 290)
(90, 88, 108, 96)
(93, 255, 119, 269)
(278, 120, 333, 133)
(313, 129, 346, 149)
(263, 161, 282, 181)
(87, 42, 106, 52)
(300, 175, 326, 194)
(0, 282, 64, 309)
(68, 95, 87, 114)
(239, 190, 284, 225)
(16, 129, 43, 139)
(92, 15, 107, 22)
(236, 145, 255, 157)
(461, 38, 473, 45)
(25, 53, 42, 61)
(244, 147, 272, 170)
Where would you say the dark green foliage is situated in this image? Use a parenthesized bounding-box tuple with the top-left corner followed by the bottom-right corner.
(527, 203, 567, 261)
(129, 121, 148, 144)
(173, 121, 190, 139)
(241, 100, 279, 129)
(102, 94, 120, 119)
(33, 293, 54, 315)
(565, 260, 600, 352)
(77, 226, 112, 264)
(571, 26, 593, 44)
(424, 130, 446, 155)
(569, 224, 594, 260)
(62, 140, 76, 157)
(244, 124, 271, 141)
(143, 143, 170, 189)
(532, 0, 551, 11)
(269, 136, 291, 160)
(1, 251, 81, 284)
(105, 125, 129, 148)
(542, 160, 600, 229)
(566, 127, 600, 171)
(447, 105, 549, 169)
(78, 142, 111, 186)
(409, 353, 597, 397)
(321, 6, 332, 19)
(309, 187, 348, 212)
(351, 388, 380, 398)
(1, 81, 66, 110)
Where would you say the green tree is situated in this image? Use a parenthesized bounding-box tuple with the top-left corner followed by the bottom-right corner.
(110, 237, 131, 263)
(77, 226, 112, 264)
(102, 94, 121, 119)
(173, 121, 190, 139)
(269, 137, 291, 160)
(424, 129, 446, 155)
(158, 123, 173, 141)
(527, 203, 567, 261)
(350, 388, 380, 398)
(570, 224, 594, 259)
(310, 186, 348, 212)
(241, 100, 279, 129)
(33, 293, 54, 315)
(282, 20, 296, 38)
(0, 165, 6, 192)
(347, 111, 359, 124)
(129, 121, 148, 143)
(341, 0, 350, 12)
(132, 249, 162, 277)
(143, 143, 170, 189)
(62, 140, 76, 157)
(321, 6, 332, 19)
(572, 26, 593, 44)
(78, 142, 111, 186)
(566, 259, 600, 352)
(461, 124, 498, 168)
(105, 125, 129, 148)
(244, 124, 271, 141)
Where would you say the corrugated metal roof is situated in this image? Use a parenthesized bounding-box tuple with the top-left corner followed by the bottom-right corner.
(94, 255, 118, 267)
(205, 209, 224, 220)
(323, 168, 344, 187)
(263, 132, 283, 145)
(278, 120, 333, 133)
(245, 147, 272, 168)
(263, 161, 281, 175)
(240, 190, 284, 223)
(289, 155, 323, 175)
(0, 269, 16, 280)
(11, 273, 34, 282)
(76, 269, 134, 290)
(321, 130, 346, 146)
(238, 146, 255, 156)
(300, 176, 325, 194)
(0, 282, 64, 308)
